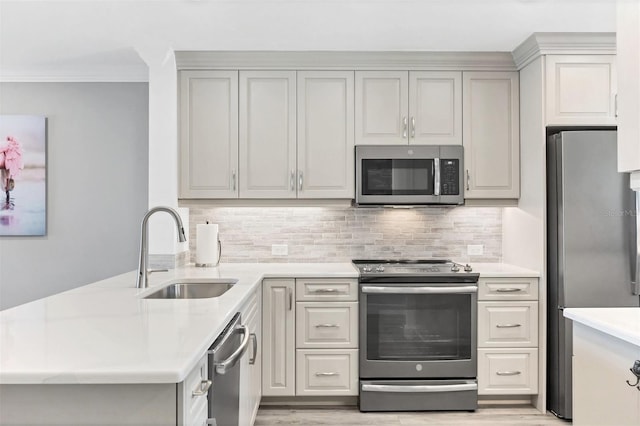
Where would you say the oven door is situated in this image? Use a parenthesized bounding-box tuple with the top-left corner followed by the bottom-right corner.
(359, 283, 477, 379)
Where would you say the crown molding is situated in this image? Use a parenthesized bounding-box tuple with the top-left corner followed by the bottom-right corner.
(175, 51, 517, 71)
(0, 67, 149, 83)
(512, 32, 616, 70)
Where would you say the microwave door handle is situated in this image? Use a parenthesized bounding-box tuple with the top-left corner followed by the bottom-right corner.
(434, 158, 440, 196)
(632, 192, 640, 296)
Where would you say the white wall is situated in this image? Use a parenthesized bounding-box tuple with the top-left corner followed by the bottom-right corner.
(0, 83, 149, 310)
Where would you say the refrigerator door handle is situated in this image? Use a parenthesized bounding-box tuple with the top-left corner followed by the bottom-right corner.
(632, 192, 640, 296)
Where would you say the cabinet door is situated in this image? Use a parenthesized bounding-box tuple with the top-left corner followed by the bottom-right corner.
(546, 55, 617, 126)
(409, 71, 462, 145)
(463, 72, 520, 199)
(240, 71, 297, 198)
(297, 71, 355, 198)
(179, 70, 239, 198)
(616, 1, 640, 173)
(262, 279, 295, 396)
(355, 71, 409, 145)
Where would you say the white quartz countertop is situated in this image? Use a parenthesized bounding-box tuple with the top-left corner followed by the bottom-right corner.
(467, 262, 539, 277)
(0, 261, 537, 385)
(564, 307, 640, 347)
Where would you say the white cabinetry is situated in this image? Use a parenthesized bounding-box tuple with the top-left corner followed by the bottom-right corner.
(355, 71, 462, 145)
(239, 71, 297, 198)
(477, 277, 539, 395)
(545, 55, 617, 126)
(262, 279, 296, 396)
(616, 1, 640, 175)
(297, 71, 355, 198)
(239, 286, 262, 426)
(463, 72, 520, 199)
(572, 322, 640, 426)
(178, 353, 209, 426)
(179, 70, 238, 198)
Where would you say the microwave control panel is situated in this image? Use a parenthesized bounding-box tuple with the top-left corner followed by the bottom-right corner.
(440, 159, 460, 195)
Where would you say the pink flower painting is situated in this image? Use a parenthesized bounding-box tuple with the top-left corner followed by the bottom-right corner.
(0, 116, 47, 236)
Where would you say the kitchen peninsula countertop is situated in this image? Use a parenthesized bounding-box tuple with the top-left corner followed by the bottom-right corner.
(564, 307, 640, 347)
(0, 262, 539, 385)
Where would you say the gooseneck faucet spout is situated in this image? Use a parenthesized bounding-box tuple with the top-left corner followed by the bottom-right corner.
(136, 206, 187, 289)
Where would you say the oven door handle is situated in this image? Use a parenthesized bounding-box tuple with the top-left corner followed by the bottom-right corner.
(361, 383, 478, 393)
(361, 285, 477, 294)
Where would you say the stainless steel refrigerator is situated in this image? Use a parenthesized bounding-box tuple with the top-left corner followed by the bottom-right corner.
(547, 130, 640, 420)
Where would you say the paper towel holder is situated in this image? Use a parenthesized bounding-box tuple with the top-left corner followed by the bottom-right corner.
(195, 240, 221, 267)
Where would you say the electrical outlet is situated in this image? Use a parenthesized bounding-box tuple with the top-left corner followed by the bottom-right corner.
(467, 244, 484, 256)
(272, 244, 288, 256)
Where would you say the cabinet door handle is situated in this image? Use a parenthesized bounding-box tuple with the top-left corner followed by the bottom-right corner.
(311, 288, 339, 293)
(496, 324, 522, 328)
(232, 170, 236, 191)
(496, 288, 522, 293)
(290, 170, 295, 191)
(466, 169, 470, 191)
(615, 93, 618, 118)
(315, 324, 340, 328)
(402, 116, 408, 139)
(287, 287, 293, 310)
(315, 372, 339, 377)
(298, 171, 303, 190)
(192, 379, 212, 397)
(496, 371, 521, 376)
(411, 116, 416, 138)
(249, 333, 258, 365)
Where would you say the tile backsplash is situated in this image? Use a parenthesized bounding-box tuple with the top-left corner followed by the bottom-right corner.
(187, 206, 502, 263)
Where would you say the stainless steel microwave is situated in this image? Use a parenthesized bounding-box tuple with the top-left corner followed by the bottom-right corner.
(355, 145, 464, 206)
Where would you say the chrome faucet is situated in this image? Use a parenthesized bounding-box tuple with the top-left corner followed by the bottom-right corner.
(136, 206, 187, 289)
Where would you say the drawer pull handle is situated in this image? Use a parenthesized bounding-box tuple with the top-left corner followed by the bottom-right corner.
(496, 288, 522, 293)
(192, 379, 212, 397)
(311, 288, 339, 293)
(496, 371, 521, 376)
(315, 372, 339, 377)
(315, 324, 340, 328)
(496, 324, 522, 328)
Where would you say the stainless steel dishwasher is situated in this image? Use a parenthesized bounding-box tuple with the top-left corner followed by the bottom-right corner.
(207, 312, 251, 426)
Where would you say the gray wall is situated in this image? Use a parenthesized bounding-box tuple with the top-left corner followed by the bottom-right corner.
(0, 83, 148, 310)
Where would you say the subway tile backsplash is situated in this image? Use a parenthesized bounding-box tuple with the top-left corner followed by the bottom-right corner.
(188, 206, 502, 263)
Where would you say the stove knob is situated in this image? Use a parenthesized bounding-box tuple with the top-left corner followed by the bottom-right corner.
(464, 264, 473, 272)
(375, 266, 385, 273)
(362, 266, 372, 273)
(451, 264, 460, 272)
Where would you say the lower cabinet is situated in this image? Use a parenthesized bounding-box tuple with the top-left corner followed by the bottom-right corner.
(477, 277, 539, 396)
(177, 353, 209, 425)
(262, 277, 359, 398)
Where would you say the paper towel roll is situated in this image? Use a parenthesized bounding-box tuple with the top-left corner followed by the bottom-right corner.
(196, 223, 220, 266)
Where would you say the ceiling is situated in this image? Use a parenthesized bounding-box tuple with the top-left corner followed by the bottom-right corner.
(0, 0, 616, 81)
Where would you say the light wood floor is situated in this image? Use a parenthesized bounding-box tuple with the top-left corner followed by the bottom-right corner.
(255, 406, 568, 425)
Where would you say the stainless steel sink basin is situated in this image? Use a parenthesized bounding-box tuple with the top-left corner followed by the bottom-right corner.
(144, 280, 237, 299)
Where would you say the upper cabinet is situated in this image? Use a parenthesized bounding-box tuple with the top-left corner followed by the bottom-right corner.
(616, 0, 640, 175)
(463, 72, 520, 199)
(179, 70, 239, 198)
(545, 55, 617, 126)
(239, 71, 297, 199)
(297, 71, 355, 199)
(355, 71, 462, 145)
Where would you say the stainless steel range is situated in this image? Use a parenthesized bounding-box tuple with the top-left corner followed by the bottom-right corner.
(354, 259, 479, 412)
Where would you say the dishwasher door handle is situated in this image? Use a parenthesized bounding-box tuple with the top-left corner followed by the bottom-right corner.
(211, 325, 250, 375)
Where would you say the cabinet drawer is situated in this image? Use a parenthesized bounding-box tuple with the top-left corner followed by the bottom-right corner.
(296, 302, 358, 348)
(181, 353, 209, 423)
(478, 348, 538, 395)
(296, 278, 358, 302)
(478, 278, 538, 301)
(478, 301, 538, 347)
(296, 349, 359, 396)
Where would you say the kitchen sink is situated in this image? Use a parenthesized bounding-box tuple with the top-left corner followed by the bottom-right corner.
(143, 280, 237, 299)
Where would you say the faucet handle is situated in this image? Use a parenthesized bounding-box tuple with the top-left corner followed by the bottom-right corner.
(148, 269, 169, 275)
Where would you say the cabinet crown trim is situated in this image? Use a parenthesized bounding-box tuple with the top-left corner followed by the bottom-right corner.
(512, 32, 616, 70)
(175, 51, 517, 71)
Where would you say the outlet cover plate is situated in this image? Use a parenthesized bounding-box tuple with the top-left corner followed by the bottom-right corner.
(467, 244, 484, 256)
(272, 244, 288, 256)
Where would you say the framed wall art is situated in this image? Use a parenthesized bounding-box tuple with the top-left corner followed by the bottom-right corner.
(0, 115, 47, 236)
